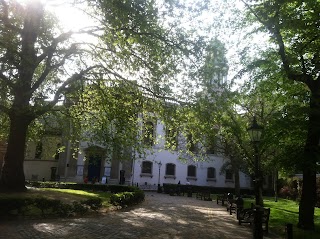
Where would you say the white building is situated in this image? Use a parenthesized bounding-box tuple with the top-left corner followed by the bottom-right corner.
(131, 118, 253, 190)
(16, 40, 255, 191)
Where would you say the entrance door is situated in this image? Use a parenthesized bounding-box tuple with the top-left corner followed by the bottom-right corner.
(87, 156, 101, 182)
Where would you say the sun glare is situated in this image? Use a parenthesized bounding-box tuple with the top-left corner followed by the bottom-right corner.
(16, 0, 96, 31)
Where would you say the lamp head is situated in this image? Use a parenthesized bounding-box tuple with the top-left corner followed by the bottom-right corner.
(247, 116, 263, 142)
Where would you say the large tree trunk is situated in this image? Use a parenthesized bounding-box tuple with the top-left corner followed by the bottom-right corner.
(298, 168, 316, 230)
(0, 116, 30, 192)
(0, 1, 43, 192)
(298, 90, 320, 230)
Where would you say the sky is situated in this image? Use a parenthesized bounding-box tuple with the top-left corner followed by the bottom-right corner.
(16, 0, 267, 91)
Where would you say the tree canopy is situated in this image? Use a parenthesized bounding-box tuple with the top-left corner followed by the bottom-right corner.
(0, 0, 209, 191)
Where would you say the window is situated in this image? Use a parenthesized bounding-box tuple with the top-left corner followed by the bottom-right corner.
(144, 121, 155, 146)
(165, 127, 178, 150)
(141, 161, 153, 175)
(187, 165, 197, 177)
(165, 163, 176, 178)
(225, 169, 233, 181)
(207, 167, 216, 179)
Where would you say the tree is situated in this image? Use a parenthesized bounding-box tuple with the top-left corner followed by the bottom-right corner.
(239, 0, 320, 229)
(0, 0, 204, 192)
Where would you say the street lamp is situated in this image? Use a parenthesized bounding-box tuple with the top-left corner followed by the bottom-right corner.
(247, 116, 263, 239)
(247, 116, 263, 205)
(157, 161, 162, 193)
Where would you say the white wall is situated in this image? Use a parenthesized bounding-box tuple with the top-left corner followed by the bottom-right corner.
(24, 160, 58, 181)
(132, 120, 252, 189)
(132, 150, 251, 188)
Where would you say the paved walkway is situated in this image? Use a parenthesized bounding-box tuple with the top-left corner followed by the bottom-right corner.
(0, 192, 280, 239)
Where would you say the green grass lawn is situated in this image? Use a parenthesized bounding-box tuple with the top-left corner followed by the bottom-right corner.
(242, 197, 320, 239)
(42, 188, 113, 207)
(0, 188, 114, 218)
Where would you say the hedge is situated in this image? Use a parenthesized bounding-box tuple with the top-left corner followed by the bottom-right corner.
(110, 190, 145, 208)
(0, 196, 102, 218)
(0, 182, 145, 219)
(162, 183, 255, 196)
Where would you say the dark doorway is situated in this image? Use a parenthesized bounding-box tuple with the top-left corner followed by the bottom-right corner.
(88, 155, 101, 182)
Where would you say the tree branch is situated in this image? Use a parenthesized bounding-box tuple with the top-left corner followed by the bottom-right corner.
(31, 45, 79, 94)
(36, 31, 73, 65)
(33, 65, 102, 117)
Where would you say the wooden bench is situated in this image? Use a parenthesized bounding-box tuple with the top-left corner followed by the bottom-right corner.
(238, 207, 270, 233)
(227, 197, 244, 216)
(227, 200, 244, 216)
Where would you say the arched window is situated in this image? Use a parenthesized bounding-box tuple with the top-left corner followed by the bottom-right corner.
(187, 165, 197, 177)
(144, 121, 155, 146)
(207, 167, 216, 179)
(141, 161, 153, 175)
(165, 163, 176, 177)
(225, 169, 234, 181)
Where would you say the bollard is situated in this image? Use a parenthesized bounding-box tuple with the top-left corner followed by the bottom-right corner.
(286, 223, 293, 239)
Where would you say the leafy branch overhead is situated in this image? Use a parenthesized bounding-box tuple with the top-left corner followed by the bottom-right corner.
(0, 0, 209, 192)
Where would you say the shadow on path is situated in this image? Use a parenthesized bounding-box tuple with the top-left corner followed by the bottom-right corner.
(0, 192, 280, 239)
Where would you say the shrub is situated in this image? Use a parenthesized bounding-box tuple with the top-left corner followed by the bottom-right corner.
(81, 198, 102, 211)
(55, 203, 74, 217)
(33, 197, 61, 217)
(0, 198, 32, 216)
(110, 189, 145, 207)
(279, 186, 298, 200)
(72, 201, 88, 215)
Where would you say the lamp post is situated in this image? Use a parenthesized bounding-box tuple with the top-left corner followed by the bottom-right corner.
(247, 116, 263, 239)
(157, 161, 162, 193)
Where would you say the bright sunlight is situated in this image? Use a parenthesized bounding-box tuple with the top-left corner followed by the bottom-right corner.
(16, 0, 96, 31)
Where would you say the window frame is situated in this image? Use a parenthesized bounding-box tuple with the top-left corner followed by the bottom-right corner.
(207, 167, 216, 181)
(140, 161, 153, 177)
(187, 165, 197, 180)
(225, 169, 234, 182)
(165, 163, 176, 179)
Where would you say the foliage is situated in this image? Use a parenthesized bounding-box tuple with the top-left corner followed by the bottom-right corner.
(279, 186, 298, 201)
(110, 190, 145, 208)
(0, 0, 211, 192)
(80, 198, 103, 211)
(223, 0, 320, 229)
(0, 183, 144, 218)
(0, 196, 101, 218)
